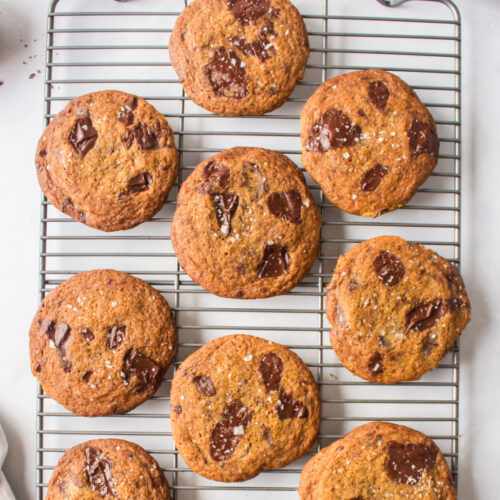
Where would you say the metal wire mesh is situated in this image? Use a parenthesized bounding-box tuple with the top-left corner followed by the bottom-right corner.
(37, 0, 462, 498)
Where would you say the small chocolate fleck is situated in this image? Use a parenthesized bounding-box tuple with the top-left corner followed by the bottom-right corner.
(85, 446, 119, 497)
(358, 109, 366, 118)
(277, 388, 309, 420)
(361, 164, 388, 192)
(128, 172, 153, 194)
(68, 111, 98, 158)
(194, 375, 217, 397)
(267, 190, 302, 224)
(212, 192, 239, 238)
(368, 80, 390, 110)
(368, 351, 384, 375)
(257, 243, 289, 279)
(385, 441, 438, 484)
(35, 363, 42, 373)
(107, 325, 126, 350)
(259, 352, 283, 392)
(172, 406, 183, 415)
(373, 251, 405, 287)
(82, 370, 92, 382)
(408, 119, 439, 156)
(81, 328, 94, 342)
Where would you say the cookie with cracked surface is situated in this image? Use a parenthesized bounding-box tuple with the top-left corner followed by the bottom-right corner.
(171, 334, 321, 482)
(298, 422, 456, 499)
(171, 147, 321, 298)
(36, 90, 178, 231)
(46, 438, 171, 499)
(169, 0, 309, 115)
(301, 69, 440, 217)
(30, 269, 177, 416)
(326, 236, 470, 383)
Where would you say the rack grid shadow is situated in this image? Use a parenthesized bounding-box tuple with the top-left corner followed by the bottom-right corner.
(37, 0, 462, 498)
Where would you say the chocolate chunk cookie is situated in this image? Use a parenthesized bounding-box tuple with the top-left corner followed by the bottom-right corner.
(301, 70, 440, 217)
(36, 90, 178, 231)
(169, 0, 309, 115)
(299, 422, 456, 499)
(172, 147, 321, 298)
(171, 334, 321, 482)
(326, 236, 470, 383)
(46, 439, 170, 499)
(30, 270, 177, 416)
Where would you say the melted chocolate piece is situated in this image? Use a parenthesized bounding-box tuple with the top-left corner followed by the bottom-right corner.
(367, 351, 384, 375)
(212, 192, 239, 238)
(368, 81, 390, 110)
(361, 164, 388, 192)
(82, 370, 92, 382)
(373, 251, 405, 287)
(128, 172, 152, 194)
(203, 47, 248, 99)
(41, 320, 72, 372)
(226, 0, 270, 25)
(306, 108, 362, 153)
(197, 161, 231, 194)
(422, 334, 439, 354)
(210, 400, 253, 461)
(259, 352, 283, 392)
(39, 319, 55, 336)
(194, 375, 217, 396)
(385, 441, 438, 484)
(229, 34, 275, 62)
(277, 388, 308, 420)
(118, 95, 138, 125)
(407, 299, 447, 332)
(257, 243, 289, 278)
(81, 328, 94, 342)
(121, 348, 161, 392)
(267, 190, 302, 224)
(122, 123, 157, 150)
(107, 325, 126, 350)
(85, 446, 119, 497)
(408, 119, 439, 156)
(68, 111, 98, 158)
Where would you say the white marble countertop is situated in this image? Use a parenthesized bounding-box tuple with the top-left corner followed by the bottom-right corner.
(0, 0, 498, 498)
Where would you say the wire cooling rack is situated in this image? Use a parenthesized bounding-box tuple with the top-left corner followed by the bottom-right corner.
(36, 0, 462, 498)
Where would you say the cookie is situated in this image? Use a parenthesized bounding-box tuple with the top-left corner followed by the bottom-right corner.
(299, 422, 456, 499)
(169, 0, 309, 115)
(301, 69, 440, 217)
(171, 334, 321, 482)
(30, 269, 177, 416)
(36, 90, 178, 231)
(326, 236, 470, 383)
(46, 439, 170, 499)
(171, 147, 321, 298)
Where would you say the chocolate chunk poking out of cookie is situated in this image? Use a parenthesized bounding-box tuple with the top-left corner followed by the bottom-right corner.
(385, 441, 438, 485)
(407, 299, 446, 332)
(107, 325, 126, 350)
(40, 320, 72, 373)
(277, 388, 309, 420)
(257, 243, 289, 278)
(122, 348, 161, 393)
(118, 96, 138, 126)
(306, 108, 362, 153)
(213, 192, 239, 238)
(361, 164, 388, 192)
(204, 47, 248, 99)
(368, 80, 390, 110)
(85, 447, 119, 497)
(81, 328, 94, 342)
(210, 400, 254, 461)
(68, 110, 98, 158)
(408, 119, 439, 156)
(267, 190, 302, 223)
(122, 123, 158, 150)
(226, 0, 270, 25)
(194, 375, 217, 396)
(260, 352, 283, 392)
(373, 251, 405, 287)
(128, 172, 152, 194)
(367, 351, 384, 375)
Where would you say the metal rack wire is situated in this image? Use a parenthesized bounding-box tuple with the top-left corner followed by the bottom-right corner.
(37, 0, 462, 498)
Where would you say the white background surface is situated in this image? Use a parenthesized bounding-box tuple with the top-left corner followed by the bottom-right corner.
(0, 0, 499, 498)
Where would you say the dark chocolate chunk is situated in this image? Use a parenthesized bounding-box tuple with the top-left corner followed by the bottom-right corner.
(368, 80, 390, 110)
(210, 400, 253, 461)
(68, 111, 98, 158)
(172, 406, 182, 415)
(385, 441, 438, 484)
(194, 375, 217, 396)
(212, 192, 239, 238)
(81, 328, 95, 342)
(128, 172, 152, 194)
(82, 370, 92, 382)
(408, 119, 439, 156)
(373, 251, 405, 287)
(121, 348, 161, 392)
(358, 109, 366, 118)
(41, 320, 72, 373)
(107, 325, 126, 350)
(267, 190, 302, 224)
(229, 33, 275, 62)
(368, 351, 384, 375)
(196, 161, 231, 195)
(85, 446, 119, 497)
(122, 123, 157, 150)
(306, 108, 362, 153)
(407, 299, 447, 332)
(257, 243, 289, 279)
(361, 164, 388, 192)
(35, 363, 42, 373)
(203, 47, 248, 99)
(226, 0, 270, 25)
(422, 334, 439, 354)
(277, 388, 309, 420)
(259, 352, 283, 392)
(61, 197, 74, 214)
(39, 319, 55, 336)
(117, 100, 134, 126)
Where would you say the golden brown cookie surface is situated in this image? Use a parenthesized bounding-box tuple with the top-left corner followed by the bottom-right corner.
(171, 334, 321, 482)
(326, 236, 470, 383)
(30, 270, 177, 416)
(36, 90, 178, 231)
(299, 422, 456, 499)
(172, 147, 321, 298)
(169, 0, 309, 115)
(301, 70, 439, 217)
(47, 439, 170, 499)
